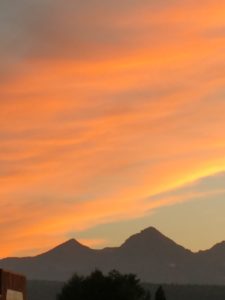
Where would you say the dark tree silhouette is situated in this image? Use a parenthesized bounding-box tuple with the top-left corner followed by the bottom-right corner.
(155, 286, 166, 300)
(58, 270, 151, 300)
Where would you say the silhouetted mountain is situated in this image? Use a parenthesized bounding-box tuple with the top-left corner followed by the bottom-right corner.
(110, 227, 194, 283)
(204, 241, 225, 257)
(120, 227, 191, 257)
(36, 238, 93, 261)
(0, 227, 225, 284)
(190, 241, 225, 284)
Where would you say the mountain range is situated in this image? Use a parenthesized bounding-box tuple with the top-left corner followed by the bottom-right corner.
(1, 227, 225, 284)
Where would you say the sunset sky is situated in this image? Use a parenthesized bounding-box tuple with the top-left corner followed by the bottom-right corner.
(1, 0, 225, 257)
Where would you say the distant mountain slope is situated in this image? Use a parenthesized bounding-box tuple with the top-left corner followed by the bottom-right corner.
(110, 227, 194, 283)
(0, 227, 225, 284)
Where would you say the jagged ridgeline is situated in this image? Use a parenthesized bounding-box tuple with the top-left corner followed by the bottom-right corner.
(1, 227, 225, 284)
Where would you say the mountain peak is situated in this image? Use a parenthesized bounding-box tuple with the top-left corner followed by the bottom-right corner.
(120, 226, 192, 259)
(63, 238, 83, 246)
(139, 226, 163, 235)
(51, 238, 87, 249)
(121, 226, 167, 247)
(37, 238, 91, 258)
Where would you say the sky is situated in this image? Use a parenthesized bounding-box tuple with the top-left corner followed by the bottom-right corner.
(1, 0, 225, 257)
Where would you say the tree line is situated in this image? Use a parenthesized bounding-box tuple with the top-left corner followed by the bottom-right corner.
(57, 270, 166, 300)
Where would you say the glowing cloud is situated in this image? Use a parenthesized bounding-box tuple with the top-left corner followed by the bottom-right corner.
(1, 0, 225, 256)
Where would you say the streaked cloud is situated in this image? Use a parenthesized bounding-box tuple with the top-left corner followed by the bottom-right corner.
(1, 0, 225, 256)
(72, 172, 225, 251)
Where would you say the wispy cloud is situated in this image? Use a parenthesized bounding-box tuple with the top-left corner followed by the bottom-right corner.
(1, 0, 225, 256)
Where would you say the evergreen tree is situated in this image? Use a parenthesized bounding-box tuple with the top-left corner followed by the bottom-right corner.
(58, 270, 151, 300)
(155, 286, 166, 300)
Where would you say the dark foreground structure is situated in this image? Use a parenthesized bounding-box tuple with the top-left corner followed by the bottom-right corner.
(0, 269, 26, 300)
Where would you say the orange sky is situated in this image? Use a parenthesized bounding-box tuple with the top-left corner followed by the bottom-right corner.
(1, 0, 225, 257)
